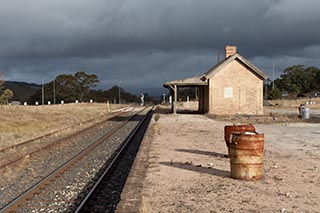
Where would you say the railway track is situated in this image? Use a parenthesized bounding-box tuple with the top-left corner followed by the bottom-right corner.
(0, 107, 132, 170)
(0, 108, 135, 209)
(0, 106, 153, 212)
(75, 105, 153, 212)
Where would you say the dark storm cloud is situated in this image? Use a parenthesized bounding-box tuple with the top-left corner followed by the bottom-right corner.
(1, 0, 320, 88)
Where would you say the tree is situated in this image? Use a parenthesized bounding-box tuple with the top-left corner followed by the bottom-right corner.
(88, 85, 139, 104)
(178, 87, 196, 101)
(0, 72, 12, 104)
(282, 65, 305, 75)
(74, 71, 99, 102)
(0, 89, 14, 104)
(315, 71, 320, 91)
(88, 89, 108, 103)
(54, 74, 77, 102)
(29, 71, 99, 104)
(268, 87, 282, 100)
(275, 65, 316, 97)
(306, 67, 320, 91)
(281, 65, 308, 94)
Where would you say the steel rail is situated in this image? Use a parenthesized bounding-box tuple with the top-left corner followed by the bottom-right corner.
(74, 106, 154, 212)
(0, 109, 132, 170)
(0, 106, 148, 213)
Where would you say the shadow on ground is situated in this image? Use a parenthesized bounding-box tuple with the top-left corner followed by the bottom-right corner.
(160, 161, 230, 178)
(154, 105, 203, 115)
(305, 116, 320, 123)
(175, 149, 228, 158)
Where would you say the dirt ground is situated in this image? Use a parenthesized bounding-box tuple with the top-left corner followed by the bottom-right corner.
(138, 107, 320, 213)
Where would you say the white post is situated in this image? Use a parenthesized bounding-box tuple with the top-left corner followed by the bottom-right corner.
(187, 96, 190, 108)
(53, 79, 56, 105)
(173, 85, 177, 114)
(195, 87, 198, 100)
(140, 93, 144, 106)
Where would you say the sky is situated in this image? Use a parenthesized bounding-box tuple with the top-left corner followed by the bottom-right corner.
(1, 0, 320, 91)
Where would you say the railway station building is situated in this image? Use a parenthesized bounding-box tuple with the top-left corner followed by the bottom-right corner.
(163, 46, 268, 115)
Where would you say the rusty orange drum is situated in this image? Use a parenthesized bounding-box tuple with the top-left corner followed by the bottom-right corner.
(224, 124, 256, 148)
(229, 132, 264, 180)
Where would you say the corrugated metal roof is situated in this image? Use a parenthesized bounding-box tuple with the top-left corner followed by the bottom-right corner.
(163, 76, 208, 87)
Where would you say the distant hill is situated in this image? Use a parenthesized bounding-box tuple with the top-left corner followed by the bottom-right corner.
(1, 81, 169, 103)
(3, 81, 41, 102)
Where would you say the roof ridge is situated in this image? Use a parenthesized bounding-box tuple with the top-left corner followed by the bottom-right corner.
(203, 53, 268, 80)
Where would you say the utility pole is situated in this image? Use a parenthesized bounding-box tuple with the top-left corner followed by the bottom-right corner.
(272, 62, 275, 90)
(118, 80, 121, 104)
(53, 79, 56, 105)
(195, 72, 199, 100)
(42, 79, 44, 106)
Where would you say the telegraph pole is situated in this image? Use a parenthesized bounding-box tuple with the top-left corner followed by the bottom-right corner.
(272, 62, 275, 90)
(118, 80, 121, 104)
(53, 79, 56, 105)
(42, 79, 44, 106)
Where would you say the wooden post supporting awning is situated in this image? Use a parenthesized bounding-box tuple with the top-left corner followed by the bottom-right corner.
(163, 76, 208, 114)
(167, 85, 177, 114)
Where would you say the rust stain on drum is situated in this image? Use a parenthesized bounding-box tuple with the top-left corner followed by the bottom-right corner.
(229, 132, 264, 180)
(224, 124, 255, 148)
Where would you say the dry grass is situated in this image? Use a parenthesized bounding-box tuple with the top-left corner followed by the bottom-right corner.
(0, 103, 129, 148)
(268, 97, 320, 109)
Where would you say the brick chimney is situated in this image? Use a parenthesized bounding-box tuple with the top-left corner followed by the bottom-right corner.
(225, 45, 237, 58)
